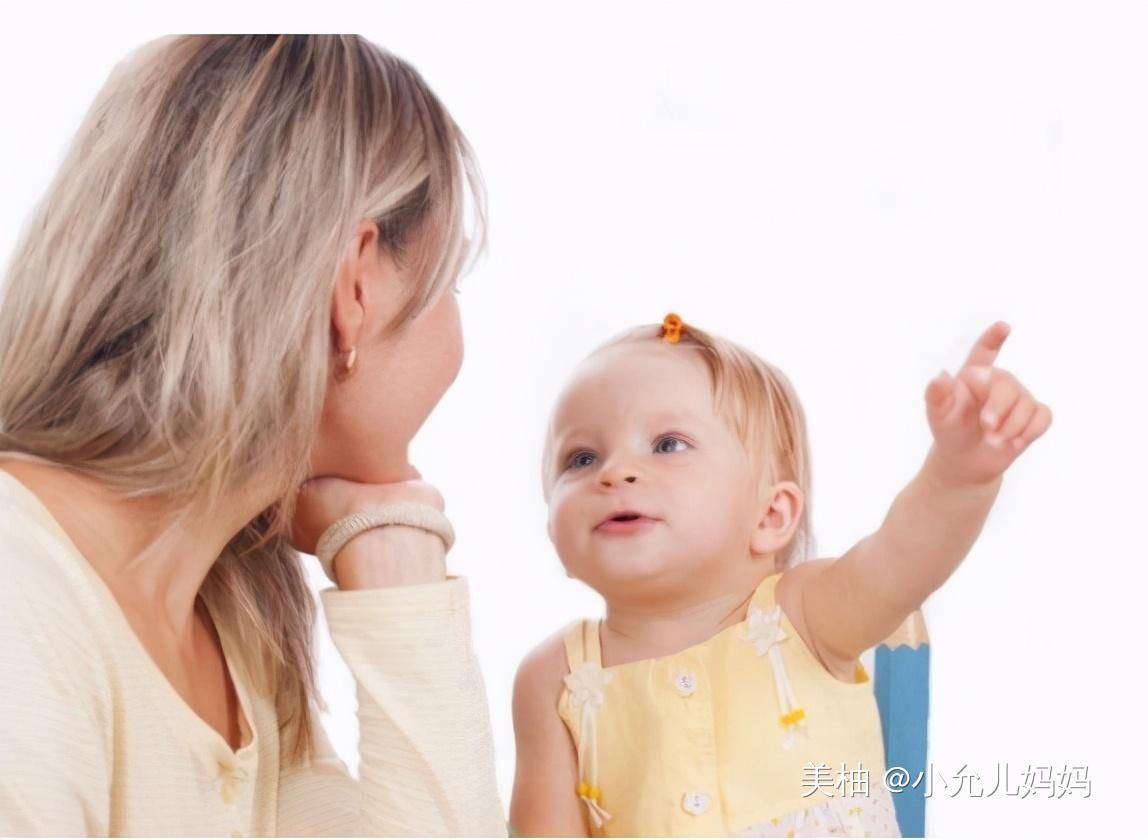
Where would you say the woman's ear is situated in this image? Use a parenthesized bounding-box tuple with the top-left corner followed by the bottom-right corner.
(330, 219, 396, 354)
(749, 480, 804, 556)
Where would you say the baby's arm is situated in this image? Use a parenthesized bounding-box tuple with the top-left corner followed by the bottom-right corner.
(509, 631, 589, 837)
(792, 322, 1052, 668)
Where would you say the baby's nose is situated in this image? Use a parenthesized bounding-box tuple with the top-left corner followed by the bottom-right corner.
(600, 473, 638, 487)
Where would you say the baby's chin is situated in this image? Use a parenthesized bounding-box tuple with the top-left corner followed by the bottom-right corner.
(574, 546, 707, 601)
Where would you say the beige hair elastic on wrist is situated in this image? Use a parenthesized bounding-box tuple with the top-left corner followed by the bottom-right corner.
(315, 502, 456, 584)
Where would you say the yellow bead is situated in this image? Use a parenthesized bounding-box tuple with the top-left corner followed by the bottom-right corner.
(587, 786, 601, 800)
(780, 707, 807, 727)
(576, 782, 589, 797)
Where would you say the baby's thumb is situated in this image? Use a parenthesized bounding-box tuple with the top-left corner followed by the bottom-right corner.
(925, 371, 956, 424)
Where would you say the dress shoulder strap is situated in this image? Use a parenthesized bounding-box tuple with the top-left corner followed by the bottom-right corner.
(560, 618, 613, 829)
(562, 618, 603, 673)
(749, 570, 784, 610)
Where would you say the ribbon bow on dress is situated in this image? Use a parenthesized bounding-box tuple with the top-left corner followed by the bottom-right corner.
(743, 604, 811, 750)
(564, 663, 615, 828)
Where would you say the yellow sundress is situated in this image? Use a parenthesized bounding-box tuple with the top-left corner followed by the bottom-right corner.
(558, 572, 902, 837)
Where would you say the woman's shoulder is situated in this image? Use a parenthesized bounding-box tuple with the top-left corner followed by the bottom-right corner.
(0, 474, 116, 801)
(0, 472, 113, 670)
(1, 472, 77, 577)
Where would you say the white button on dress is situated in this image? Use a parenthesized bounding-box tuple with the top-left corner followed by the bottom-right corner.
(673, 671, 698, 696)
(682, 791, 712, 815)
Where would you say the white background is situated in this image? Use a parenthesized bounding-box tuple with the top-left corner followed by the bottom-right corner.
(1, 2, 1144, 836)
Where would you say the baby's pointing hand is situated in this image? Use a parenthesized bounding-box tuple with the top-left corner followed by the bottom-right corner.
(924, 322, 1053, 486)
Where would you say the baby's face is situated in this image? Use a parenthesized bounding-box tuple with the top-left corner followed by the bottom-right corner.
(547, 342, 764, 603)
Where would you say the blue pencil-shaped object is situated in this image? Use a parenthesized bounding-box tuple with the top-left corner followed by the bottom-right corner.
(874, 610, 930, 838)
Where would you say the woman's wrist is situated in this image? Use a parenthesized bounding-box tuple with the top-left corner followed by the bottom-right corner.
(332, 525, 448, 589)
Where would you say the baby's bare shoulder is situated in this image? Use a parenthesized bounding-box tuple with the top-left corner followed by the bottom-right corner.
(776, 558, 862, 682)
(513, 624, 576, 712)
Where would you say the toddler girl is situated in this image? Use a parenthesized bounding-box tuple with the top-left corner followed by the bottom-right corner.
(509, 314, 1051, 837)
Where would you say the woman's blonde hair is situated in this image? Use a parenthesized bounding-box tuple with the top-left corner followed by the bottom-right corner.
(0, 35, 484, 765)
(543, 321, 814, 568)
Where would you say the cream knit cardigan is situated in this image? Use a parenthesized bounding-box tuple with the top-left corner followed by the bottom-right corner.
(0, 470, 506, 836)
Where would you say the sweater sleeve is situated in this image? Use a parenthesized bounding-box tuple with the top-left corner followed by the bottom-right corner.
(0, 560, 113, 836)
(276, 576, 506, 837)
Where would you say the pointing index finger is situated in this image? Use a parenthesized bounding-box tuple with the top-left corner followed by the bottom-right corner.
(963, 321, 1011, 370)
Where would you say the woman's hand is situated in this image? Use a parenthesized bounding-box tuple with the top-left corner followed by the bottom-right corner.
(291, 474, 449, 588)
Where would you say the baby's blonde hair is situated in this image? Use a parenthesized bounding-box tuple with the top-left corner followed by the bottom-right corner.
(0, 35, 484, 766)
(543, 320, 814, 569)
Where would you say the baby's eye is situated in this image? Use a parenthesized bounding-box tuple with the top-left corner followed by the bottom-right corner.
(654, 436, 690, 454)
(567, 451, 596, 470)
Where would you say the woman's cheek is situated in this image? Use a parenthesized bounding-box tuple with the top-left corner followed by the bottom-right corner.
(437, 291, 464, 387)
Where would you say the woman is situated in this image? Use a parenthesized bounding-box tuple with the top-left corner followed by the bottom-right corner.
(0, 35, 505, 836)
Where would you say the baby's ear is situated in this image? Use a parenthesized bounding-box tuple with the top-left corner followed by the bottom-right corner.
(749, 480, 804, 556)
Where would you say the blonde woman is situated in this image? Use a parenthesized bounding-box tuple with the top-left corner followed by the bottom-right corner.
(0, 35, 505, 836)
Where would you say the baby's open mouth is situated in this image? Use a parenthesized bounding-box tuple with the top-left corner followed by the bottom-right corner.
(595, 511, 658, 532)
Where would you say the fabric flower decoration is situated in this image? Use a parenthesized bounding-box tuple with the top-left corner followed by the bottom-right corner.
(564, 663, 613, 709)
(743, 604, 788, 656)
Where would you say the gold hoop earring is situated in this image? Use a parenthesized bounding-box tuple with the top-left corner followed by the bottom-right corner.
(335, 347, 357, 382)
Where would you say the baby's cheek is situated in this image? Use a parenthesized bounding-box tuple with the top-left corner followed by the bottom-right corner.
(674, 501, 744, 557)
(549, 503, 584, 560)
(551, 511, 612, 583)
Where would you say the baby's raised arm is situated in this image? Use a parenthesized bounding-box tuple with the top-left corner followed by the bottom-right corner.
(510, 632, 590, 837)
(796, 322, 1052, 665)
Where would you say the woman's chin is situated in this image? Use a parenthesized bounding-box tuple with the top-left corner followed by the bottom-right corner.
(309, 450, 419, 486)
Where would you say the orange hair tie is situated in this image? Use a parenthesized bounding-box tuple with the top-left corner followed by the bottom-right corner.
(660, 312, 685, 343)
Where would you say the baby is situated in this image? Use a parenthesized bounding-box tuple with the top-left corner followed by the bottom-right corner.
(509, 314, 1051, 837)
